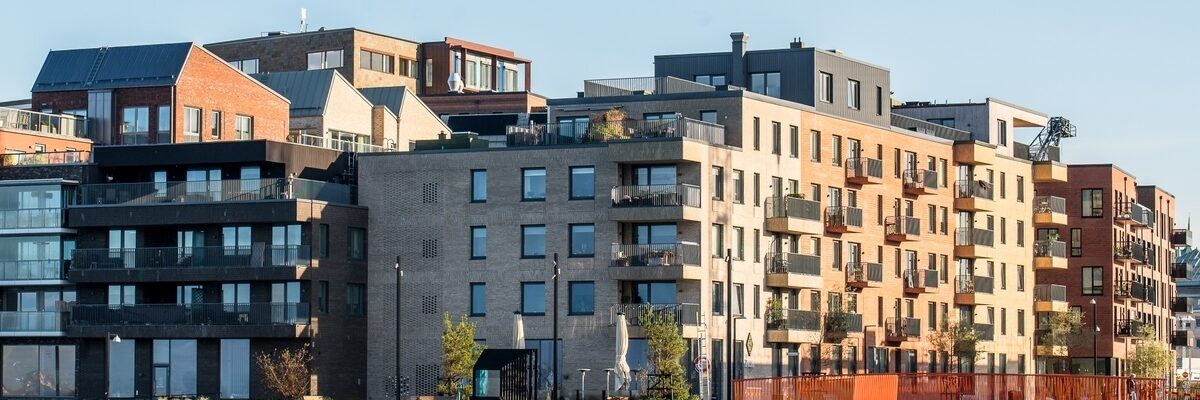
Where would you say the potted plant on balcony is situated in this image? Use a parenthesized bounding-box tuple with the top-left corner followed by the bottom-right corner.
(588, 108, 628, 141)
(823, 310, 850, 341)
(1046, 231, 1060, 243)
(765, 297, 784, 329)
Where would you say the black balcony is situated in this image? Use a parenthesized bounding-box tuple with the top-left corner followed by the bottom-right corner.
(1174, 229, 1194, 247)
(611, 184, 700, 208)
(70, 245, 311, 282)
(1115, 319, 1143, 337)
(824, 311, 864, 338)
(1115, 281, 1147, 302)
(610, 303, 700, 327)
(68, 302, 310, 338)
(1174, 263, 1190, 280)
(885, 317, 921, 341)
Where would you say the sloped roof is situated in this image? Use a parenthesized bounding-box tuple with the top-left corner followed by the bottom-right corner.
(358, 86, 407, 116)
(31, 42, 193, 92)
(252, 70, 337, 118)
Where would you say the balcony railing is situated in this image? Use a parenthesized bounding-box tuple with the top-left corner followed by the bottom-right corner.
(0, 311, 62, 332)
(885, 317, 921, 339)
(70, 302, 310, 326)
(845, 158, 883, 181)
(72, 245, 312, 270)
(610, 303, 700, 326)
(1, 151, 90, 167)
(77, 177, 353, 206)
(955, 228, 995, 247)
(954, 180, 994, 200)
(1174, 297, 1191, 314)
(0, 208, 64, 229)
(825, 312, 864, 334)
(766, 252, 820, 276)
(1115, 280, 1146, 300)
(1114, 240, 1147, 263)
(506, 118, 725, 147)
(1115, 201, 1154, 227)
(1115, 319, 1143, 337)
(956, 275, 995, 294)
(611, 184, 700, 208)
(1034, 284, 1067, 303)
(1173, 229, 1193, 247)
(903, 269, 939, 291)
(1174, 263, 1190, 280)
(610, 243, 700, 268)
(1034, 196, 1067, 215)
(886, 216, 921, 237)
(583, 77, 717, 97)
(846, 262, 883, 285)
(291, 133, 396, 153)
(974, 323, 995, 341)
(0, 260, 65, 281)
(765, 196, 821, 222)
(902, 169, 938, 191)
(1034, 240, 1066, 258)
(769, 309, 820, 331)
(825, 206, 863, 229)
(0, 107, 87, 138)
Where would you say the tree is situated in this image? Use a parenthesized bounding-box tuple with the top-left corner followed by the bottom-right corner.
(928, 323, 982, 370)
(1039, 309, 1085, 348)
(438, 313, 484, 397)
(640, 310, 694, 400)
(1128, 324, 1174, 378)
(255, 345, 312, 399)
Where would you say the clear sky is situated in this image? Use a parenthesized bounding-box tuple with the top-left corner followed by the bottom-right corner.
(2, 0, 1196, 223)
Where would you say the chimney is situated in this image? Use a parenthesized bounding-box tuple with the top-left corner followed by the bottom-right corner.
(731, 32, 749, 56)
(790, 37, 804, 49)
(437, 131, 447, 140)
(730, 32, 749, 87)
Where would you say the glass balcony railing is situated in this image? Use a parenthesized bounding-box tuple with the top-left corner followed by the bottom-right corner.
(0, 311, 63, 332)
(956, 275, 995, 294)
(70, 302, 310, 326)
(886, 317, 921, 339)
(0, 260, 65, 280)
(1034, 284, 1067, 303)
(956, 228, 995, 247)
(1034, 196, 1067, 215)
(0, 107, 87, 138)
(0, 208, 64, 229)
(72, 245, 311, 270)
(955, 179, 994, 200)
(77, 177, 353, 206)
(1034, 240, 1066, 258)
(1, 151, 90, 167)
(291, 132, 397, 153)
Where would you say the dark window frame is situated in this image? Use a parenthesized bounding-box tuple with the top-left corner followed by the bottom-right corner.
(521, 168, 547, 202)
(470, 282, 487, 317)
(470, 169, 487, 203)
(568, 165, 596, 200)
(521, 224, 547, 259)
(568, 281, 595, 316)
(568, 223, 595, 258)
(521, 281, 547, 316)
(470, 226, 487, 260)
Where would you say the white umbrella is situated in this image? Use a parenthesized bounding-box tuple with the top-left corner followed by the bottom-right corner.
(513, 311, 525, 349)
(615, 313, 631, 390)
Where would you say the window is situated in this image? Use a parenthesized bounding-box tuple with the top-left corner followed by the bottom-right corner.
(712, 224, 724, 258)
(999, 172, 1007, 199)
(121, 106, 149, 144)
(348, 227, 366, 261)
(229, 59, 258, 74)
(770, 122, 782, 155)
(831, 135, 842, 166)
(360, 49, 394, 73)
(425, 59, 433, 87)
(521, 282, 546, 315)
(733, 284, 745, 317)
(753, 117, 761, 150)
(522, 168, 546, 201)
(753, 229, 761, 263)
(210, 111, 221, 139)
(471, 226, 487, 259)
(569, 224, 595, 257)
(347, 283, 366, 316)
(108, 338, 135, 397)
(847, 79, 861, 109)
(1081, 189, 1104, 217)
(876, 86, 884, 116)
(694, 74, 727, 86)
(732, 170, 745, 204)
(398, 58, 416, 78)
(1017, 266, 1026, 292)
(569, 281, 595, 315)
(700, 110, 718, 124)
(996, 119, 1007, 146)
(1070, 228, 1082, 257)
(754, 285, 761, 318)
(234, 115, 252, 140)
(219, 340, 250, 399)
(712, 166, 724, 200)
(157, 105, 172, 143)
(753, 173, 761, 206)
(470, 170, 487, 202)
(317, 224, 329, 258)
(1016, 176, 1025, 202)
(316, 281, 329, 313)
(926, 118, 955, 128)
(1082, 267, 1103, 295)
(810, 130, 821, 162)
(570, 166, 595, 199)
(152, 339, 197, 396)
(1017, 310, 1026, 336)
(1017, 221, 1025, 247)
(733, 227, 745, 261)
(750, 72, 781, 98)
(789, 126, 799, 158)
(307, 49, 344, 70)
(712, 282, 725, 316)
(2, 344, 76, 398)
(819, 72, 833, 103)
(1000, 217, 1007, 244)
(470, 283, 486, 316)
(522, 225, 546, 258)
(183, 107, 200, 142)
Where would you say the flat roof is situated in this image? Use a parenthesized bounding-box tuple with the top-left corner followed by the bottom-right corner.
(206, 27, 420, 47)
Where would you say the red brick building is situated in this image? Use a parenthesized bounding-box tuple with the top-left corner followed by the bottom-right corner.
(30, 42, 289, 145)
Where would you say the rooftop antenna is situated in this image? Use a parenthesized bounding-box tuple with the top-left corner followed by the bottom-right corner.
(1027, 116, 1077, 162)
(299, 8, 308, 33)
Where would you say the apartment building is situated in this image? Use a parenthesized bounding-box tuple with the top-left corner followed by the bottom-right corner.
(30, 42, 290, 145)
(1028, 164, 1178, 375)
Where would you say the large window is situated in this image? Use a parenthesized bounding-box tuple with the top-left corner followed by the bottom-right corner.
(360, 50, 394, 73)
(750, 72, 781, 98)
(570, 166, 595, 199)
(108, 339, 135, 398)
(2, 344, 75, 398)
(471, 226, 487, 259)
(569, 281, 595, 315)
(121, 106, 149, 144)
(307, 49, 344, 70)
(153, 339, 197, 397)
(1081, 189, 1104, 217)
(347, 283, 366, 316)
(521, 282, 546, 315)
(522, 225, 546, 258)
(1082, 267, 1103, 295)
(819, 72, 833, 103)
(348, 227, 366, 260)
(847, 79, 861, 109)
(471, 170, 487, 202)
(220, 340, 249, 399)
(470, 283, 486, 316)
(183, 107, 201, 143)
(157, 105, 172, 143)
(569, 224, 595, 257)
(317, 281, 328, 313)
(997, 119, 1008, 147)
(522, 168, 546, 201)
(229, 59, 258, 74)
(234, 115, 253, 140)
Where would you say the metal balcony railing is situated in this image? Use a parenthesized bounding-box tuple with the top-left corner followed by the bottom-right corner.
(770, 309, 821, 331)
(0, 208, 64, 229)
(291, 133, 397, 153)
(0, 260, 65, 280)
(974, 323, 995, 341)
(506, 117, 725, 147)
(77, 177, 354, 206)
(1034, 284, 1067, 303)
(1, 151, 90, 167)
(885, 317, 921, 339)
(765, 196, 822, 221)
(765, 252, 820, 276)
(610, 303, 700, 326)
(1114, 240, 1148, 263)
(1034, 240, 1066, 258)
(611, 184, 701, 208)
(826, 312, 864, 333)
(0, 311, 63, 332)
(583, 77, 717, 97)
(956, 275, 995, 294)
(1115, 319, 1143, 337)
(903, 269, 939, 290)
(0, 107, 87, 138)
(1115, 280, 1146, 300)
(902, 169, 938, 191)
(70, 302, 311, 326)
(72, 245, 312, 270)
(826, 206, 864, 229)
(1173, 229, 1193, 247)
(954, 180, 994, 200)
(1174, 263, 1190, 280)
(610, 242, 700, 268)
(845, 158, 883, 180)
(886, 216, 921, 237)
(956, 228, 995, 247)
(1033, 196, 1067, 215)
(847, 262, 883, 285)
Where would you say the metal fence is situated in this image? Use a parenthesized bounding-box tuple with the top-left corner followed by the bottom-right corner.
(611, 184, 700, 208)
(734, 373, 1170, 400)
(956, 228, 995, 247)
(902, 169, 938, 190)
(845, 158, 883, 180)
(826, 206, 864, 228)
(765, 252, 821, 276)
(77, 177, 353, 206)
(610, 303, 700, 326)
(765, 196, 821, 221)
(609, 243, 700, 268)
(955, 179, 995, 200)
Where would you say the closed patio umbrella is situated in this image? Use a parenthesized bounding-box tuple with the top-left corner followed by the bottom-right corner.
(615, 313, 631, 390)
(513, 311, 525, 349)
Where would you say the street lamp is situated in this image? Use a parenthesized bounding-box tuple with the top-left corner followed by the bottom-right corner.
(104, 333, 121, 399)
(552, 253, 560, 400)
(725, 249, 733, 400)
(395, 256, 403, 400)
(1091, 298, 1098, 375)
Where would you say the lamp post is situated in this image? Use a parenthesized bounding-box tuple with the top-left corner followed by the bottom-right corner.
(104, 333, 121, 400)
(1091, 297, 1098, 375)
(725, 249, 733, 400)
(395, 256, 403, 400)
(552, 253, 560, 400)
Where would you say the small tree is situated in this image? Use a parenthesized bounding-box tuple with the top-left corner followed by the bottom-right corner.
(1039, 309, 1085, 348)
(641, 311, 693, 400)
(928, 323, 982, 370)
(1128, 324, 1173, 378)
(438, 313, 484, 397)
(255, 345, 312, 399)
(764, 296, 784, 328)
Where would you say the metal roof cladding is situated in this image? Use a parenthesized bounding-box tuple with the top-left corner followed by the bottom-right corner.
(252, 70, 338, 118)
(31, 42, 193, 92)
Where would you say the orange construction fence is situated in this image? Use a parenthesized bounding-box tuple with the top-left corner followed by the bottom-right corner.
(734, 373, 1169, 400)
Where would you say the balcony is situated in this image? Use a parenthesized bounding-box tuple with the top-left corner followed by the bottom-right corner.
(610, 303, 702, 338)
(1174, 330, 1190, 347)
(291, 132, 397, 153)
(1, 151, 90, 167)
(1174, 263, 1190, 280)
(955, 228, 996, 259)
(885, 216, 921, 242)
(0, 311, 64, 336)
(953, 141, 995, 165)
(902, 269, 939, 295)
(974, 323, 996, 341)
(1033, 196, 1068, 226)
(767, 309, 822, 343)
(1032, 161, 1068, 183)
(884, 317, 921, 342)
(1036, 344, 1069, 357)
(1115, 201, 1153, 229)
(70, 245, 311, 283)
(955, 275, 994, 305)
(1115, 281, 1147, 303)
(824, 312, 864, 340)
(1034, 284, 1068, 313)
(1173, 229, 1193, 248)
(68, 302, 311, 338)
(1115, 319, 1143, 337)
(1173, 297, 1191, 314)
(507, 117, 725, 148)
(1034, 240, 1068, 270)
(0, 208, 66, 231)
(845, 158, 883, 185)
(0, 107, 87, 138)
(1114, 241, 1149, 265)
(764, 196, 823, 235)
(825, 206, 863, 233)
(609, 242, 702, 281)
(954, 180, 995, 211)
(610, 184, 702, 222)
(902, 169, 939, 195)
(846, 262, 883, 289)
(0, 260, 66, 283)
(765, 252, 822, 289)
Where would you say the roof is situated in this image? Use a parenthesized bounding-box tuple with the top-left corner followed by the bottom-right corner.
(31, 42, 193, 92)
(252, 70, 337, 118)
(206, 27, 420, 47)
(358, 86, 407, 115)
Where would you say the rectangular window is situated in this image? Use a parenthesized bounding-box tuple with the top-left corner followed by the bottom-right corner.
(733, 227, 745, 261)
(831, 135, 843, 166)
(1017, 266, 1026, 292)
(810, 130, 821, 162)
(156, 105, 172, 143)
(771, 122, 782, 155)
(234, 115, 252, 140)
(1017, 176, 1025, 202)
(694, 74, 727, 86)
(522, 282, 546, 315)
(522, 225, 546, 258)
(712, 282, 725, 316)
(307, 49, 344, 70)
(470, 283, 486, 316)
(471, 170, 487, 202)
(568, 281, 595, 315)
(700, 110, 718, 124)
(220, 339, 249, 399)
(316, 281, 329, 313)
(425, 59, 433, 87)
(471, 226, 487, 259)
(876, 86, 884, 116)
(2, 344, 77, 398)
(152, 339, 197, 396)
(1070, 228, 1082, 257)
(121, 106, 149, 144)
(1017, 309, 1025, 336)
(318, 224, 329, 258)
(999, 172, 1006, 199)
(711, 224, 724, 258)
(997, 119, 1007, 146)
(360, 49, 395, 73)
(569, 224, 595, 257)
(789, 125, 799, 158)
(753, 173, 761, 206)
(712, 166, 724, 200)
(753, 117, 761, 150)
(210, 111, 221, 139)
(847, 79, 861, 109)
(819, 72, 833, 103)
(732, 170, 744, 204)
(182, 107, 201, 142)
(1081, 189, 1104, 217)
(347, 283, 366, 316)
(522, 168, 546, 201)
(1017, 221, 1025, 247)
(1000, 217, 1007, 244)
(108, 339, 135, 397)
(570, 166, 595, 199)
(1082, 267, 1102, 295)
(750, 72, 781, 98)
(229, 59, 258, 74)
(348, 227, 366, 260)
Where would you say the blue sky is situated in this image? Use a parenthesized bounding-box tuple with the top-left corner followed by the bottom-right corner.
(3, 0, 1197, 222)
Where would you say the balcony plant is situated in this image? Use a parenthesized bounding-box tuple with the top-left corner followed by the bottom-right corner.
(1037, 309, 1084, 351)
(823, 310, 851, 341)
(588, 108, 628, 141)
(765, 296, 784, 329)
